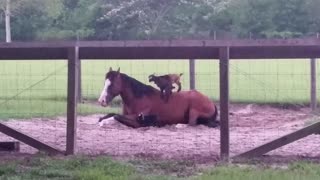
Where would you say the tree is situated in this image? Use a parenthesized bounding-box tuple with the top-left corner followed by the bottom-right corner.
(0, 0, 21, 42)
(1, 0, 318, 41)
(36, 0, 101, 40)
(98, 0, 232, 40)
(305, 0, 320, 36)
(270, 0, 310, 38)
(0, 0, 48, 41)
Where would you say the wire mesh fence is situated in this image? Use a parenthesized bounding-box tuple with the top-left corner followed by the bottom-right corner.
(1, 57, 320, 158)
(0, 60, 68, 153)
(227, 59, 320, 157)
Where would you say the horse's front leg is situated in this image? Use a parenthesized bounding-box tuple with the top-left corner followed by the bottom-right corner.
(113, 114, 142, 128)
(122, 105, 129, 115)
(98, 113, 120, 127)
(99, 113, 118, 122)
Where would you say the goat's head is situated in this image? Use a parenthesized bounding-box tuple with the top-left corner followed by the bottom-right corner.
(148, 73, 156, 82)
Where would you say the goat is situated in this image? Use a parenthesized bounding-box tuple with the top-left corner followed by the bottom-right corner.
(148, 73, 183, 102)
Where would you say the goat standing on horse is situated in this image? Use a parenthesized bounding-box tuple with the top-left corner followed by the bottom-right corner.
(148, 73, 183, 102)
(98, 67, 219, 128)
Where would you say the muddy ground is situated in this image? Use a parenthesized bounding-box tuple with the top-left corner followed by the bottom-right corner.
(1, 104, 320, 162)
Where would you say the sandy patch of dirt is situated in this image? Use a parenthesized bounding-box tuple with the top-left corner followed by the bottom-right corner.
(1, 104, 319, 161)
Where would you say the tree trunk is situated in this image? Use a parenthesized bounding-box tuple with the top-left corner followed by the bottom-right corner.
(5, 0, 11, 43)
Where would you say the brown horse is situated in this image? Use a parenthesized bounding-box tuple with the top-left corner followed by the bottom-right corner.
(98, 67, 219, 128)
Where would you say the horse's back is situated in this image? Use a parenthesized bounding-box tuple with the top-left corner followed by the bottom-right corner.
(180, 90, 216, 112)
(150, 89, 216, 125)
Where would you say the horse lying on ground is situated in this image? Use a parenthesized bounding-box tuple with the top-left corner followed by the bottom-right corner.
(148, 73, 183, 102)
(98, 67, 219, 128)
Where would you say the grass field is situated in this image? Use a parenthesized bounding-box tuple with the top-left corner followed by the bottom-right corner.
(1, 155, 320, 180)
(0, 59, 318, 119)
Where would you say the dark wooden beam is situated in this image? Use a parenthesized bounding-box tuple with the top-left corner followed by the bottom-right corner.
(0, 41, 75, 48)
(219, 47, 230, 161)
(311, 58, 317, 110)
(0, 123, 62, 154)
(0, 141, 20, 152)
(0, 38, 320, 49)
(0, 48, 68, 60)
(79, 47, 218, 59)
(1, 46, 319, 60)
(230, 46, 320, 59)
(66, 46, 79, 155)
(189, 59, 196, 90)
(236, 121, 320, 158)
(77, 38, 320, 48)
(77, 58, 82, 103)
(0, 39, 320, 60)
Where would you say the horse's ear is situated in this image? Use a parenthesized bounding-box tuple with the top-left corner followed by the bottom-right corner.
(109, 67, 113, 72)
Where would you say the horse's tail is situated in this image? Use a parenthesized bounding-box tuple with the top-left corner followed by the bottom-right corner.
(207, 104, 219, 128)
(212, 104, 219, 121)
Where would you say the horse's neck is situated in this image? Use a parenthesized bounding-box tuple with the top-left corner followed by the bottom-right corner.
(119, 85, 135, 106)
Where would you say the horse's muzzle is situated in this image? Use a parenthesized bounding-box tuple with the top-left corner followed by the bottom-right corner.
(98, 99, 108, 107)
(100, 102, 108, 107)
(99, 96, 113, 107)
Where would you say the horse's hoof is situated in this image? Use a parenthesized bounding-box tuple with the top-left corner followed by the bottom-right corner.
(99, 121, 104, 127)
(207, 122, 220, 128)
(175, 124, 188, 128)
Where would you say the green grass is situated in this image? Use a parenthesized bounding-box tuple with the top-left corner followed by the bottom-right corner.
(196, 162, 320, 180)
(0, 156, 181, 180)
(0, 59, 319, 119)
(1, 156, 320, 180)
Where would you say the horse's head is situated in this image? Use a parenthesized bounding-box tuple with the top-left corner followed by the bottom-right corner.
(148, 73, 156, 82)
(98, 67, 123, 107)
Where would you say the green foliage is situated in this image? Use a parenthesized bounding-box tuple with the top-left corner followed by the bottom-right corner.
(1, 0, 319, 40)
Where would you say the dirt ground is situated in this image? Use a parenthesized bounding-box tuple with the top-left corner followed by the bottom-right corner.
(1, 104, 320, 161)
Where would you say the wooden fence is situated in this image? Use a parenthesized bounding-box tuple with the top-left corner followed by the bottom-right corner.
(0, 39, 320, 160)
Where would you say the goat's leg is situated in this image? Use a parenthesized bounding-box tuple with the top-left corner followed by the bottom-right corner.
(160, 88, 166, 101)
(176, 82, 182, 92)
(165, 88, 172, 102)
(165, 90, 169, 103)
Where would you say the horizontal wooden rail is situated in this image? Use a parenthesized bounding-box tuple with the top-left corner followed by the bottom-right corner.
(0, 39, 319, 60)
(0, 123, 63, 155)
(235, 121, 320, 158)
(1, 38, 320, 48)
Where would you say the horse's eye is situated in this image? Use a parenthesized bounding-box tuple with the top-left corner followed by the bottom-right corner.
(107, 84, 113, 92)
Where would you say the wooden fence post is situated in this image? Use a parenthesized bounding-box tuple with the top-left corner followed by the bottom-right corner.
(219, 47, 230, 161)
(311, 58, 317, 111)
(77, 58, 82, 103)
(66, 46, 79, 155)
(189, 59, 195, 90)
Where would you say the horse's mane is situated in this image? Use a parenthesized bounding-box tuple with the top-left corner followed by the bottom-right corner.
(120, 73, 156, 98)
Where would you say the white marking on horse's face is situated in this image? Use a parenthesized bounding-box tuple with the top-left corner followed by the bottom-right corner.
(98, 79, 111, 106)
(99, 116, 116, 127)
